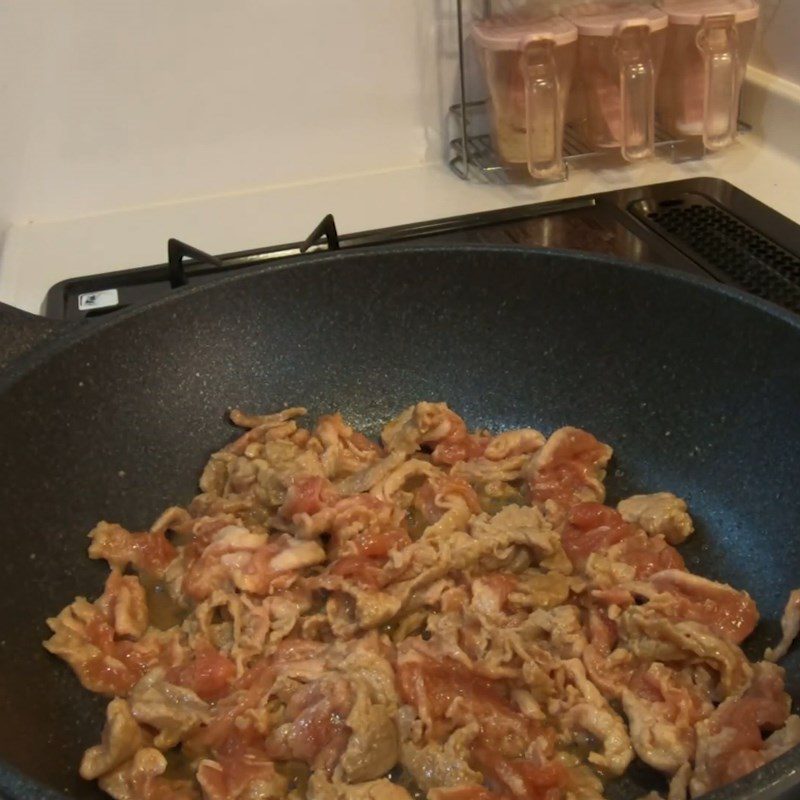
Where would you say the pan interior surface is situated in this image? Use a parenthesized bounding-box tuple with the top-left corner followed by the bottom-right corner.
(0, 246, 798, 800)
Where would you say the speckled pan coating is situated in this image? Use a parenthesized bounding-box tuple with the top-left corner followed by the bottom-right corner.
(0, 245, 797, 800)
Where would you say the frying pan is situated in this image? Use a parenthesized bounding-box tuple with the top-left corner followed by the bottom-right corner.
(0, 245, 798, 800)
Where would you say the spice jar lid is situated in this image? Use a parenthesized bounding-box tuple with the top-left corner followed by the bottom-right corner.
(658, 0, 759, 24)
(472, 14, 578, 50)
(563, 2, 669, 36)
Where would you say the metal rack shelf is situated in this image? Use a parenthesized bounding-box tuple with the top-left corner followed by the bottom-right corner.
(448, 0, 745, 185)
(448, 99, 710, 183)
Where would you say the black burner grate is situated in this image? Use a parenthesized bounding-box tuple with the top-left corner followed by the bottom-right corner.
(634, 196, 800, 313)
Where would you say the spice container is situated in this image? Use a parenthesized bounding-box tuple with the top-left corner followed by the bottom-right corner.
(657, 0, 758, 149)
(564, 2, 668, 161)
(473, 14, 578, 180)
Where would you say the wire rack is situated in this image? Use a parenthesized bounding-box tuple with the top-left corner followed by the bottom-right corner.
(449, 0, 742, 185)
(448, 100, 709, 183)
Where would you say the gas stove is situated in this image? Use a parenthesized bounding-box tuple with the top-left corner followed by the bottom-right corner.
(46, 177, 800, 321)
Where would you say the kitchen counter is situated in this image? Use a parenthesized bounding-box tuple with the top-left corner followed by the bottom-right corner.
(2, 69, 799, 315)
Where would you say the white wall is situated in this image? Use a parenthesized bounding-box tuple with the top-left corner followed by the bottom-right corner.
(751, 1, 800, 85)
(0, 0, 447, 240)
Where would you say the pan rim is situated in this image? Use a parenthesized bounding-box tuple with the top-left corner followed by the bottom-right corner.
(2, 243, 800, 392)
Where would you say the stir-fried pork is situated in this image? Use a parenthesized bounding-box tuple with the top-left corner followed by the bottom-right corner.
(765, 588, 800, 662)
(617, 493, 694, 546)
(43, 403, 796, 800)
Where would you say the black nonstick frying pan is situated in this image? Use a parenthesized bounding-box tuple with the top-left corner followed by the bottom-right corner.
(0, 245, 798, 800)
